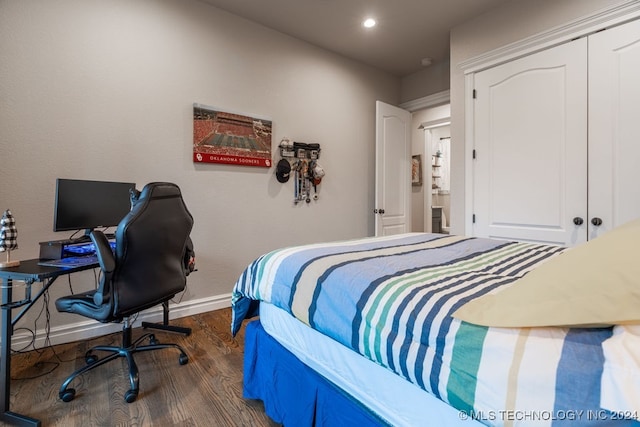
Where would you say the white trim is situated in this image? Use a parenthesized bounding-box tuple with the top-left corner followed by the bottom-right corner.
(423, 129, 434, 233)
(459, 0, 640, 74)
(400, 90, 450, 112)
(464, 73, 475, 237)
(419, 118, 450, 130)
(11, 293, 232, 349)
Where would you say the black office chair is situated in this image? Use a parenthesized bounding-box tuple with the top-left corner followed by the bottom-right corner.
(55, 182, 195, 403)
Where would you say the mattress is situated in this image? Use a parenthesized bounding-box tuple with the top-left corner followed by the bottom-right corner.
(259, 301, 482, 427)
(233, 232, 640, 426)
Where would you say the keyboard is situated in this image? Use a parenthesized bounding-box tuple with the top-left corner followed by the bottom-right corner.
(63, 240, 116, 256)
(38, 255, 99, 268)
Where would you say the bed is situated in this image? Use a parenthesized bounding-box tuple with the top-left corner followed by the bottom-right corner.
(231, 231, 640, 426)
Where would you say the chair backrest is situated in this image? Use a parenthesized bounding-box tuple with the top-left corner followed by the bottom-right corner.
(111, 182, 194, 317)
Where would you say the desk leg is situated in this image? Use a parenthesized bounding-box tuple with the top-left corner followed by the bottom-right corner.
(0, 278, 41, 427)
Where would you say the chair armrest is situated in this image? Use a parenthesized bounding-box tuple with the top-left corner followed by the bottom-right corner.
(90, 230, 115, 273)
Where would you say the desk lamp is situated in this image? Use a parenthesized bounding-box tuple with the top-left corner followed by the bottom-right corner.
(0, 209, 20, 268)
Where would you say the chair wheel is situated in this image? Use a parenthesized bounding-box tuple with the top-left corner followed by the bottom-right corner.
(124, 389, 138, 403)
(179, 354, 188, 365)
(85, 354, 98, 364)
(60, 388, 76, 402)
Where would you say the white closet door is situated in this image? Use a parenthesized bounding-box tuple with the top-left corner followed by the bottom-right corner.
(588, 19, 640, 239)
(473, 39, 588, 246)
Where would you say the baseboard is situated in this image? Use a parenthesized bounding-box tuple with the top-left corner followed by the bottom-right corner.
(11, 293, 233, 349)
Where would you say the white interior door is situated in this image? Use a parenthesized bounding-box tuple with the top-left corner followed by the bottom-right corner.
(473, 39, 588, 246)
(375, 101, 411, 236)
(588, 18, 640, 239)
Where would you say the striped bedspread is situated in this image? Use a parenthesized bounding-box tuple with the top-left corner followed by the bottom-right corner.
(231, 233, 640, 426)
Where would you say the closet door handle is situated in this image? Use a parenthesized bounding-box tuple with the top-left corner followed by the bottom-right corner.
(591, 217, 603, 227)
(573, 217, 584, 226)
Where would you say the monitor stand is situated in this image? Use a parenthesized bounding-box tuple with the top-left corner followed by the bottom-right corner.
(78, 228, 115, 241)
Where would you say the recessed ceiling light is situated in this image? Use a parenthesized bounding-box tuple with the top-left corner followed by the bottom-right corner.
(363, 18, 376, 28)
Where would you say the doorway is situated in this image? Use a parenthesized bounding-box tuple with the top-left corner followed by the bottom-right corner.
(400, 92, 450, 234)
(423, 122, 450, 233)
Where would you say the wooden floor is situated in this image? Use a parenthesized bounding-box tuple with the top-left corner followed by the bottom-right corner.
(9, 308, 279, 426)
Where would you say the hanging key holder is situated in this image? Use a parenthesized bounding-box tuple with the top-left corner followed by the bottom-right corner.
(277, 139, 324, 206)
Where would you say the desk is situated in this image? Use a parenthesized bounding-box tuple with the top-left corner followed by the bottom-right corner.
(0, 259, 98, 427)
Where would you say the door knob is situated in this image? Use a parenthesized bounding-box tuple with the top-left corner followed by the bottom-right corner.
(379, 209, 385, 214)
(573, 217, 583, 226)
(591, 217, 603, 226)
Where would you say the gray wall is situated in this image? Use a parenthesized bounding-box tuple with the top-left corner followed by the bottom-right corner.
(401, 60, 450, 104)
(0, 0, 400, 339)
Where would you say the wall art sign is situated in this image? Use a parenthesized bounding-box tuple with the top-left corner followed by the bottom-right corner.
(193, 103, 272, 167)
(412, 155, 422, 186)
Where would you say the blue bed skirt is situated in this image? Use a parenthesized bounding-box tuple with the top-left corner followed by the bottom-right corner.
(243, 320, 390, 426)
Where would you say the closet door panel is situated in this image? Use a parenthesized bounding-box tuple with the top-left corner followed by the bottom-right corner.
(473, 39, 588, 246)
(589, 19, 640, 239)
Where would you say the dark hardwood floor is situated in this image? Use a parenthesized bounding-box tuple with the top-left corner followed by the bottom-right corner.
(9, 308, 279, 426)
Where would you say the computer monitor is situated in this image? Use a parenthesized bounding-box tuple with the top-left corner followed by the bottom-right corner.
(53, 179, 136, 236)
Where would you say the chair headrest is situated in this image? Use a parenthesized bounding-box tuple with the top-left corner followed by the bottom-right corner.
(130, 182, 182, 208)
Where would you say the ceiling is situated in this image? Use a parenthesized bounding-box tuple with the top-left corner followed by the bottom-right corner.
(200, 0, 513, 77)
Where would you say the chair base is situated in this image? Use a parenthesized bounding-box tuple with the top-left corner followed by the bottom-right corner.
(59, 322, 188, 403)
(141, 321, 192, 336)
(141, 301, 192, 336)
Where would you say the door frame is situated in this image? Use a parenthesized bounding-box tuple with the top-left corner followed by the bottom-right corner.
(399, 90, 451, 234)
(420, 118, 450, 233)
